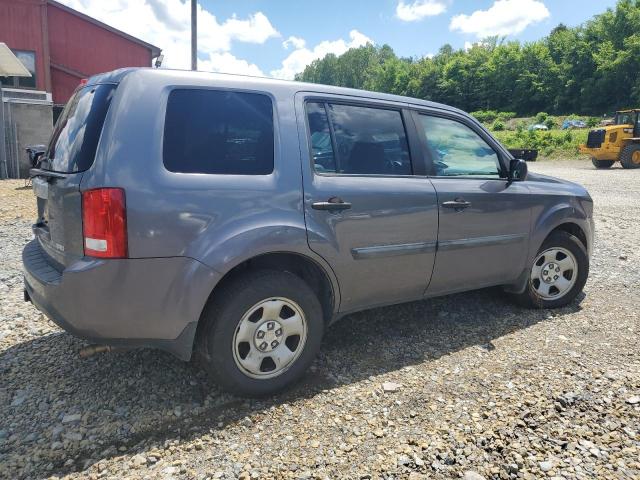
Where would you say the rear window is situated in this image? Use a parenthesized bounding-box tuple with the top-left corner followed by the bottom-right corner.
(163, 89, 274, 175)
(45, 84, 116, 173)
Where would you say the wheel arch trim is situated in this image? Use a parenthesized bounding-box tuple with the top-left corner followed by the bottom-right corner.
(531, 204, 591, 264)
(196, 244, 341, 321)
(190, 247, 340, 362)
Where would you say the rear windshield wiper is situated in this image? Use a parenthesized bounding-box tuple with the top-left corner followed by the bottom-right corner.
(30, 168, 68, 179)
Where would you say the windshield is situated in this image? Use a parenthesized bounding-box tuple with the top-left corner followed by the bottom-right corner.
(615, 112, 634, 125)
(44, 84, 116, 173)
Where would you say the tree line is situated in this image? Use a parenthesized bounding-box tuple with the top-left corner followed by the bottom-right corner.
(295, 0, 640, 116)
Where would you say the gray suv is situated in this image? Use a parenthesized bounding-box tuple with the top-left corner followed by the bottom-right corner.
(23, 68, 593, 396)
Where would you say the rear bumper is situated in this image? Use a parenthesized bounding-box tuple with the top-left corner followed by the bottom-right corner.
(22, 239, 220, 360)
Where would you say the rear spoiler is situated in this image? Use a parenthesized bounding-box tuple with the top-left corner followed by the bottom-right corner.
(508, 149, 538, 162)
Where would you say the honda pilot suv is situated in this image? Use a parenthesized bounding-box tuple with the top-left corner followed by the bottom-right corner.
(23, 69, 593, 396)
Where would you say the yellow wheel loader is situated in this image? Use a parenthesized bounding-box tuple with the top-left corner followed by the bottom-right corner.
(579, 109, 640, 169)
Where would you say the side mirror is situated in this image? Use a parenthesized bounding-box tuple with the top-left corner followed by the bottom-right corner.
(508, 158, 528, 182)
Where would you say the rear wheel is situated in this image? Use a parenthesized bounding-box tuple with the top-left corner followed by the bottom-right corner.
(199, 270, 324, 397)
(591, 158, 615, 169)
(620, 144, 640, 169)
(514, 231, 588, 309)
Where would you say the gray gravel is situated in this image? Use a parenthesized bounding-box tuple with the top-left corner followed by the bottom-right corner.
(0, 160, 639, 480)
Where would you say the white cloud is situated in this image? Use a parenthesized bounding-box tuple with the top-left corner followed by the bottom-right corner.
(57, 0, 278, 75)
(396, 0, 447, 22)
(283, 36, 306, 50)
(199, 53, 264, 77)
(219, 12, 279, 45)
(271, 30, 373, 80)
(450, 0, 550, 38)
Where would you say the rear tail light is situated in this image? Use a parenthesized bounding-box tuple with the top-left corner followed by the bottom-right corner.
(82, 188, 128, 258)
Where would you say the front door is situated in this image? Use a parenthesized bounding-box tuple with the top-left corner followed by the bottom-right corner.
(297, 96, 439, 312)
(413, 112, 532, 296)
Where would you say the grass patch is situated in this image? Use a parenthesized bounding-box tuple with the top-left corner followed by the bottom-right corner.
(492, 128, 588, 159)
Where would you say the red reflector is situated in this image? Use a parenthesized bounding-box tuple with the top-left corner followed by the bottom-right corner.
(79, 78, 88, 86)
(82, 188, 128, 258)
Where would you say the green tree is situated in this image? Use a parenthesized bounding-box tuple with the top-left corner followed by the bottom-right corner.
(296, 0, 640, 116)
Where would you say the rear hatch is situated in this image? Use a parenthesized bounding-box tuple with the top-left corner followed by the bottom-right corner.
(31, 83, 116, 269)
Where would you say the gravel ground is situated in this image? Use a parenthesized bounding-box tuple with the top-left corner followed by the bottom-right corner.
(0, 160, 638, 480)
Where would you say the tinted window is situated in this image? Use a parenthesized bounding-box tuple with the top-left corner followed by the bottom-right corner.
(307, 102, 411, 175)
(419, 115, 500, 177)
(45, 84, 116, 173)
(164, 89, 274, 175)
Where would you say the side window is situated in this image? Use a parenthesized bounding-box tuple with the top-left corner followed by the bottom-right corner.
(164, 89, 274, 175)
(419, 114, 501, 177)
(306, 102, 412, 175)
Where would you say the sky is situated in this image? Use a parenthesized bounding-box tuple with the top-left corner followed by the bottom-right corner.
(59, 0, 619, 79)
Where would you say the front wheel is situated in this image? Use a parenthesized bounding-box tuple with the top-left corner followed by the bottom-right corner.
(198, 270, 324, 397)
(514, 231, 589, 309)
(620, 144, 640, 169)
(591, 158, 615, 169)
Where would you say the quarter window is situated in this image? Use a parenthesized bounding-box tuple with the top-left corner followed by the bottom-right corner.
(307, 102, 336, 173)
(419, 115, 500, 177)
(163, 89, 274, 175)
(307, 102, 412, 175)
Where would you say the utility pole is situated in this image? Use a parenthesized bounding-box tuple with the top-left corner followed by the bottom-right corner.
(0, 85, 6, 179)
(191, 0, 197, 71)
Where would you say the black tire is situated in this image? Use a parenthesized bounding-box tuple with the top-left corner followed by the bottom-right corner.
(198, 270, 324, 397)
(620, 144, 640, 169)
(591, 158, 615, 169)
(514, 231, 589, 309)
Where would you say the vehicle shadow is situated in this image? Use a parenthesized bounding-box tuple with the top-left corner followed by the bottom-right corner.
(0, 288, 583, 478)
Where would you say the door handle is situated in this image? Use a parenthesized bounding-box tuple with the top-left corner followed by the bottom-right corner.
(312, 197, 352, 211)
(442, 199, 471, 210)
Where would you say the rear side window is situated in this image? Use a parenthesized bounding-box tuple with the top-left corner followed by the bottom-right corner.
(163, 89, 274, 175)
(45, 84, 116, 173)
(306, 101, 412, 176)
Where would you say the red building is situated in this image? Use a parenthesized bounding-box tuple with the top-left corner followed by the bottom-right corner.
(0, 0, 161, 105)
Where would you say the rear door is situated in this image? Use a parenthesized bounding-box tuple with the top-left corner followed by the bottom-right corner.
(32, 83, 116, 268)
(413, 111, 531, 296)
(296, 94, 439, 312)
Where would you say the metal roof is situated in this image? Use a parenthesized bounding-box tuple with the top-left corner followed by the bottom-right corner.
(0, 43, 32, 77)
(48, 0, 162, 58)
